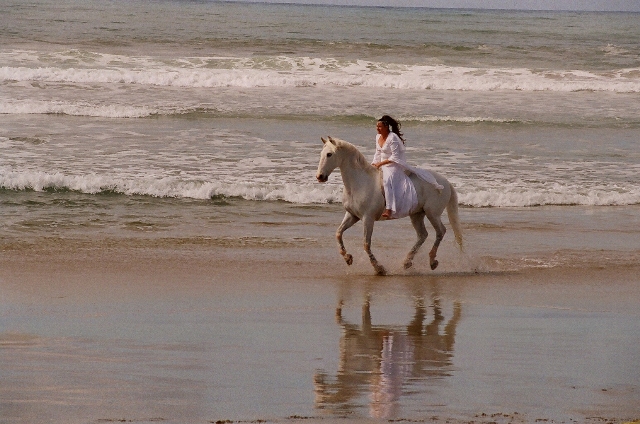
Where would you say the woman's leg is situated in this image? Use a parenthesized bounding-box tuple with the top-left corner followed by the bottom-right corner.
(381, 166, 398, 218)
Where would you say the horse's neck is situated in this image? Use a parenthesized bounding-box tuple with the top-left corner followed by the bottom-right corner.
(339, 158, 376, 194)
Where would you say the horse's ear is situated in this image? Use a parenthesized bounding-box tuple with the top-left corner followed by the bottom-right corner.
(327, 136, 337, 146)
(321, 137, 327, 144)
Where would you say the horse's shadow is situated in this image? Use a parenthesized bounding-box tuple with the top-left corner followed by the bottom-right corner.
(314, 287, 462, 419)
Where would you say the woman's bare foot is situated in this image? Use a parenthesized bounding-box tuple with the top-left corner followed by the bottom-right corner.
(381, 209, 392, 219)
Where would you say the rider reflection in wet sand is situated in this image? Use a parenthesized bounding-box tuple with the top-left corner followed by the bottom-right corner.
(313, 292, 461, 419)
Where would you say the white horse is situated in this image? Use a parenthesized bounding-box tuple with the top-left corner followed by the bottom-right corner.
(316, 136, 463, 275)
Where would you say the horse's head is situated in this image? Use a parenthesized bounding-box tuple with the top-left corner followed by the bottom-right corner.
(316, 136, 341, 183)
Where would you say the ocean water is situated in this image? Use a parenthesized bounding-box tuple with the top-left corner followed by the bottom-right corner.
(1, 0, 640, 264)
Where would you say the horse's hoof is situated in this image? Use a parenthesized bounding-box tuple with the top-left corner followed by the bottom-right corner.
(375, 265, 387, 276)
(345, 254, 353, 266)
(430, 260, 439, 270)
(403, 260, 413, 270)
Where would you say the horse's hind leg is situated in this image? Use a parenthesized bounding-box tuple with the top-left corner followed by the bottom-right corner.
(404, 212, 428, 270)
(363, 217, 386, 275)
(336, 212, 359, 266)
(426, 213, 447, 270)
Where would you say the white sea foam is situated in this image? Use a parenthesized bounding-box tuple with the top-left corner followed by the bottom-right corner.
(402, 115, 522, 124)
(458, 187, 640, 208)
(1, 169, 638, 207)
(0, 170, 344, 204)
(2, 51, 639, 93)
(0, 99, 158, 118)
(0, 99, 523, 122)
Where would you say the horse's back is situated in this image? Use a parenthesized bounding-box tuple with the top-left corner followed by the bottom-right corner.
(409, 172, 450, 215)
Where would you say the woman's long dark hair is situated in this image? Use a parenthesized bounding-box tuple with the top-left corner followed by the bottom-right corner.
(378, 115, 405, 143)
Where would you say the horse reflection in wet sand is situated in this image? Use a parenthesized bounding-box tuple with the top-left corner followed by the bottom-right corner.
(316, 136, 463, 275)
(314, 295, 462, 419)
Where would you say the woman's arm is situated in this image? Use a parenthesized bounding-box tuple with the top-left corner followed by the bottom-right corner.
(373, 159, 392, 168)
(371, 134, 383, 165)
(387, 134, 404, 163)
(371, 147, 381, 165)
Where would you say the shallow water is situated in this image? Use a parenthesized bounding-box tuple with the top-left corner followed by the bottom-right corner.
(2, 190, 639, 273)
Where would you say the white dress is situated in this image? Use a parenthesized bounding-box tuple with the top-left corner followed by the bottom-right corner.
(372, 133, 443, 219)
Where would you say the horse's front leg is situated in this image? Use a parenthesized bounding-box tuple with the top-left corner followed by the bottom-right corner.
(426, 213, 447, 270)
(336, 212, 359, 266)
(404, 212, 428, 270)
(363, 217, 386, 275)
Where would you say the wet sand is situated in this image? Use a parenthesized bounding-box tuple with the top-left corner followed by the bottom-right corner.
(1, 204, 640, 424)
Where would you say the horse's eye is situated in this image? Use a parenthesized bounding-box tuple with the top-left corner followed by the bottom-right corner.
(327, 153, 333, 157)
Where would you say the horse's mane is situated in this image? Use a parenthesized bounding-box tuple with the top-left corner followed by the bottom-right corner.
(334, 138, 372, 170)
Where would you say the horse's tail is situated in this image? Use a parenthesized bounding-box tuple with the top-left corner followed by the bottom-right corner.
(446, 184, 464, 251)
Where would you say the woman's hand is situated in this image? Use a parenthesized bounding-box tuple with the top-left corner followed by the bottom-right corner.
(373, 160, 391, 168)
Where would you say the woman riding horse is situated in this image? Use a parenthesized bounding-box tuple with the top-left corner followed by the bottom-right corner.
(371, 115, 443, 219)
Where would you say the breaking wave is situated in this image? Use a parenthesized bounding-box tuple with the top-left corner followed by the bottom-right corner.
(1, 170, 638, 207)
(2, 51, 639, 93)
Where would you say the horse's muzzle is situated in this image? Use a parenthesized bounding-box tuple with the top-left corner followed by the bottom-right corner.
(316, 174, 328, 183)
